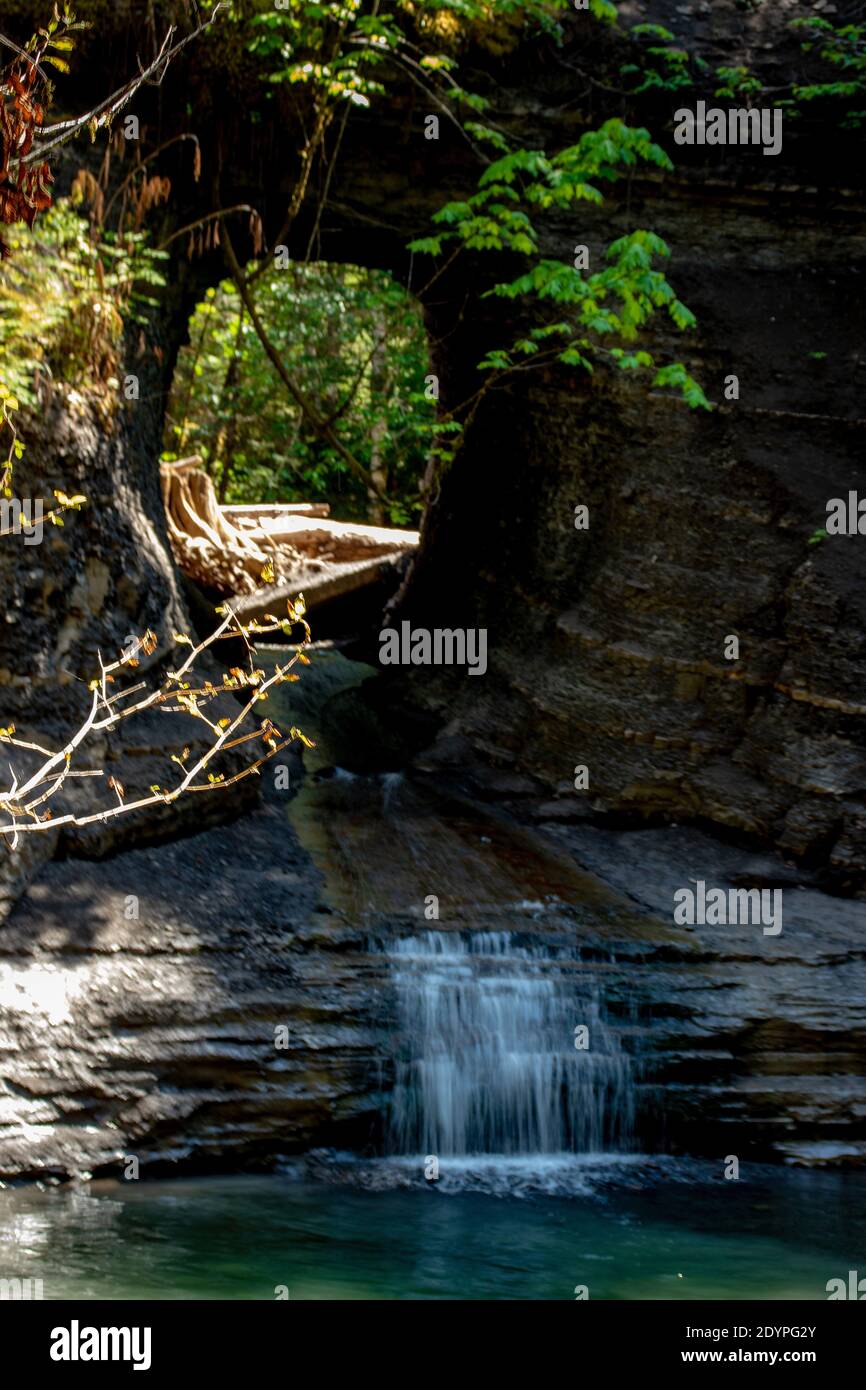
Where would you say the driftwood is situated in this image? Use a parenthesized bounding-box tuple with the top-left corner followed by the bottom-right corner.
(238, 512, 420, 558)
(223, 502, 332, 521)
(160, 458, 418, 609)
(160, 458, 275, 594)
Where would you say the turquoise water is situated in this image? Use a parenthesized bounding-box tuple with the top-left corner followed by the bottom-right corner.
(1, 1163, 863, 1300)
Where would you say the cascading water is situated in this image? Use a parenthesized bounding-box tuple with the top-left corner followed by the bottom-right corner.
(386, 931, 635, 1157)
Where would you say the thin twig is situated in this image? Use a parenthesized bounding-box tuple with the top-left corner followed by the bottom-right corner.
(22, 4, 226, 165)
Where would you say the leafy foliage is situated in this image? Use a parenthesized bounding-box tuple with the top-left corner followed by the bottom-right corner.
(0, 3, 83, 257)
(5, 0, 749, 521)
(0, 197, 166, 406)
(166, 264, 434, 525)
(222, 4, 712, 485)
(790, 17, 866, 127)
(621, 24, 697, 94)
(622, 13, 866, 127)
(410, 119, 710, 426)
(713, 65, 763, 101)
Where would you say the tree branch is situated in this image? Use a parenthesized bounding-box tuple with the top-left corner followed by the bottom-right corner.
(22, 3, 226, 166)
(0, 601, 312, 846)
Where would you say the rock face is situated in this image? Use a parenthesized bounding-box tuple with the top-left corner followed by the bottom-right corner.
(396, 170, 866, 884)
(3, 0, 864, 876)
(0, 290, 216, 911)
(1, 2, 865, 1178)
(545, 821, 866, 1166)
(2, 741, 864, 1180)
(0, 774, 387, 1181)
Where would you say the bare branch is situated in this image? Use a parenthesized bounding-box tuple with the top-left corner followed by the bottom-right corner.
(0, 598, 313, 844)
(0, 31, 48, 82)
(21, 3, 227, 166)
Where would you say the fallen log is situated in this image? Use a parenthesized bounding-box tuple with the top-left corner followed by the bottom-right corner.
(222, 502, 331, 520)
(247, 513, 420, 561)
(160, 457, 273, 594)
(160, 458, 419, 614)
(233, 553, 410, 626)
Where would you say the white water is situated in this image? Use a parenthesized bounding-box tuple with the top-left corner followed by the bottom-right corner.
(386, 931, 635, 1158)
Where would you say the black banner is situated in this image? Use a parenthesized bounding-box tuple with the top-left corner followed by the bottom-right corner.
(4, 1299, 864, 1376)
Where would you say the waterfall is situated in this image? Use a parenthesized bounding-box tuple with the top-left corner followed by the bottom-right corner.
(386, 931, 635, 1157)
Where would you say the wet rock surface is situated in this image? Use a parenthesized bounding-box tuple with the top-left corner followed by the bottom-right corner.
(0, 770, 387, 1181)
(542, 821, 866, 1164)
(1, 0, 865, 1178)
(3, 726, 863, 1179)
